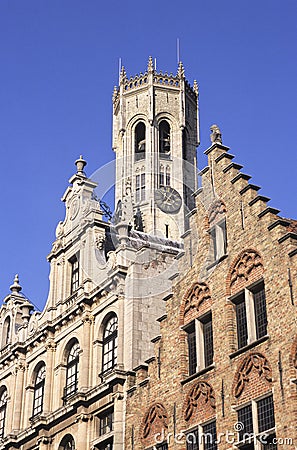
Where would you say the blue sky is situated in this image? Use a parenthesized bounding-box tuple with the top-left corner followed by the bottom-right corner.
(0, 0, 296, 309)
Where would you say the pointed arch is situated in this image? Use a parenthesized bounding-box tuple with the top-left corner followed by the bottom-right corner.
(227, 249, 264, 296)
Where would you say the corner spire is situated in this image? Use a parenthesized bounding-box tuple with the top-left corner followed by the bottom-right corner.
(193, 80, 199, 95)
(119, 66, 127, 84)
(147, 56, 154, 74)
(177, 61, 185, 78)
(75, 155, 87, 177)
(10, 274, 22, 293)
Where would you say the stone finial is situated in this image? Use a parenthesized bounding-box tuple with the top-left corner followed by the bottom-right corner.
(10, 274, 22, 293)
(193, 80, 199, 95)
(119, 66, 127, 83)
(75, 155, 87, 176)
(112, 85, 118, 102)
(177, 61, 185, 78)
(210, 124, 222, 145)
(147, 56, 154, 74)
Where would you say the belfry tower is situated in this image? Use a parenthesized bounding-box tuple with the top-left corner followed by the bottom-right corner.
(112, 57, 199, 240)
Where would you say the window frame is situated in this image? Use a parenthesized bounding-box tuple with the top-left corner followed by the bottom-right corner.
(209, 218, 227, 262)
(135, 122, 146, 161)
(184, 312, 214, 376)
(70, 254, 79, 294)
(32, 364, 46, 417)
(185, 420, 218, 450)
(0, 389, 8, 439)
(99, 408, 114, 436)
(102, 315, 118, 374)
(236, 395, 276, 450)
(231, 280, 268, 351)
(64, 342, 80, 400)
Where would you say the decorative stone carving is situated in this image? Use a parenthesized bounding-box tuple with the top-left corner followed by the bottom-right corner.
(142, 403, 168, 439)
(210, 124, 222, 144)
(230, 250, 263, 288)
(184, 282, 211, 315)
(208, 199, 226, 224)
(95, 234, 107, 266)
(234, 353, 272, 398)
(184, 381, 215, 421)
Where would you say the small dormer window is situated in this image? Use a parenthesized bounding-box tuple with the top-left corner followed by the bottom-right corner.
(135, 122, 146, 161)
(159, 120, 171, 157)
(70, 255, 79, 294)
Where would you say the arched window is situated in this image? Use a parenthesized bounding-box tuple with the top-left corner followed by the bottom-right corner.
(0, 389, 8, 439)
(135, 122, 146, 161)
(59, 434, 75, 450)
(64, 342, 80, 399)
(2, 317, 11, 347)
(159, 120, 171, 157)
(32, 364, 46, 417)
(102, 315, 118, 373)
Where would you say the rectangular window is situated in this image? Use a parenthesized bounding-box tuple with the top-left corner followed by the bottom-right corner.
(236, 395, 276, 450)
(202, 421, 217, 450)
(187, 323, 197, 376)
(70, 255, 79, 294)
(232, 282, 267, 351)
(136, 174, 145, 202)
(252, 285, 267, 339)
(257, 396, 275, 433)
(186, 427, 199, 450)
(99, 410, 114, 436)
(141, 173, 145, 201)
(136, 175, 140, 203)
(202, 316, 214, 368)
(210, 219, 227, 261)
(156, 444, 168, 450)
(160, 171, 164, 187)
(237, 404, 253, 442)
(235, 294, 248, 349)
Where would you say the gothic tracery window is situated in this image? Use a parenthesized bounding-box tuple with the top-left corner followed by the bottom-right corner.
(102, 315, 118, 373)
(32, 364, 46, 417)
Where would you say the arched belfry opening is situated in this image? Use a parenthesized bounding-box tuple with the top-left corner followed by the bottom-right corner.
(159, 120, 171, 157)
(135, 122, 146, 161)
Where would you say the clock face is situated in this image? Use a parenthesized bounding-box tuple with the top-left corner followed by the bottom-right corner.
(155, 187, 182, 213)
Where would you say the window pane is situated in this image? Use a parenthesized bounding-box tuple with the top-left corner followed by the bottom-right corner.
(253, 287, 267, 339)
(187, 324, 197, 376)
(257, 396, 275, 433)
(186, 427, 199, 450)
(235, 296, 248, 348)
(203, 318, 214, 367)
(102, 316, 118, 373)
(237, 405, 253, 441)
(0, 390, 8, 439)
(100, 410, 114, 436)
(262, 433, 277, 450)
(203, 421, 217, 450)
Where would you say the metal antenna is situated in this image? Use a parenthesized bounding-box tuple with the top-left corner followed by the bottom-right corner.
(177, 38, 180, 63)
(118, 57, 122, 84)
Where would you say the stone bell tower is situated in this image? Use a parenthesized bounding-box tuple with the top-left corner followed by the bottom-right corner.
(112, 57, 199, 240)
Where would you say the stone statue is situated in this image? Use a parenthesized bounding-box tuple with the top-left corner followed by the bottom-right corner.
(134, 207, 144, 232)
(210, 124, 222, 144)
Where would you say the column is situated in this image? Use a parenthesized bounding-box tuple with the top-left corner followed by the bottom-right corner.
(43, 338, 56, 414)
(79, 313, 94, 391)
(12, 359, 26, 432)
